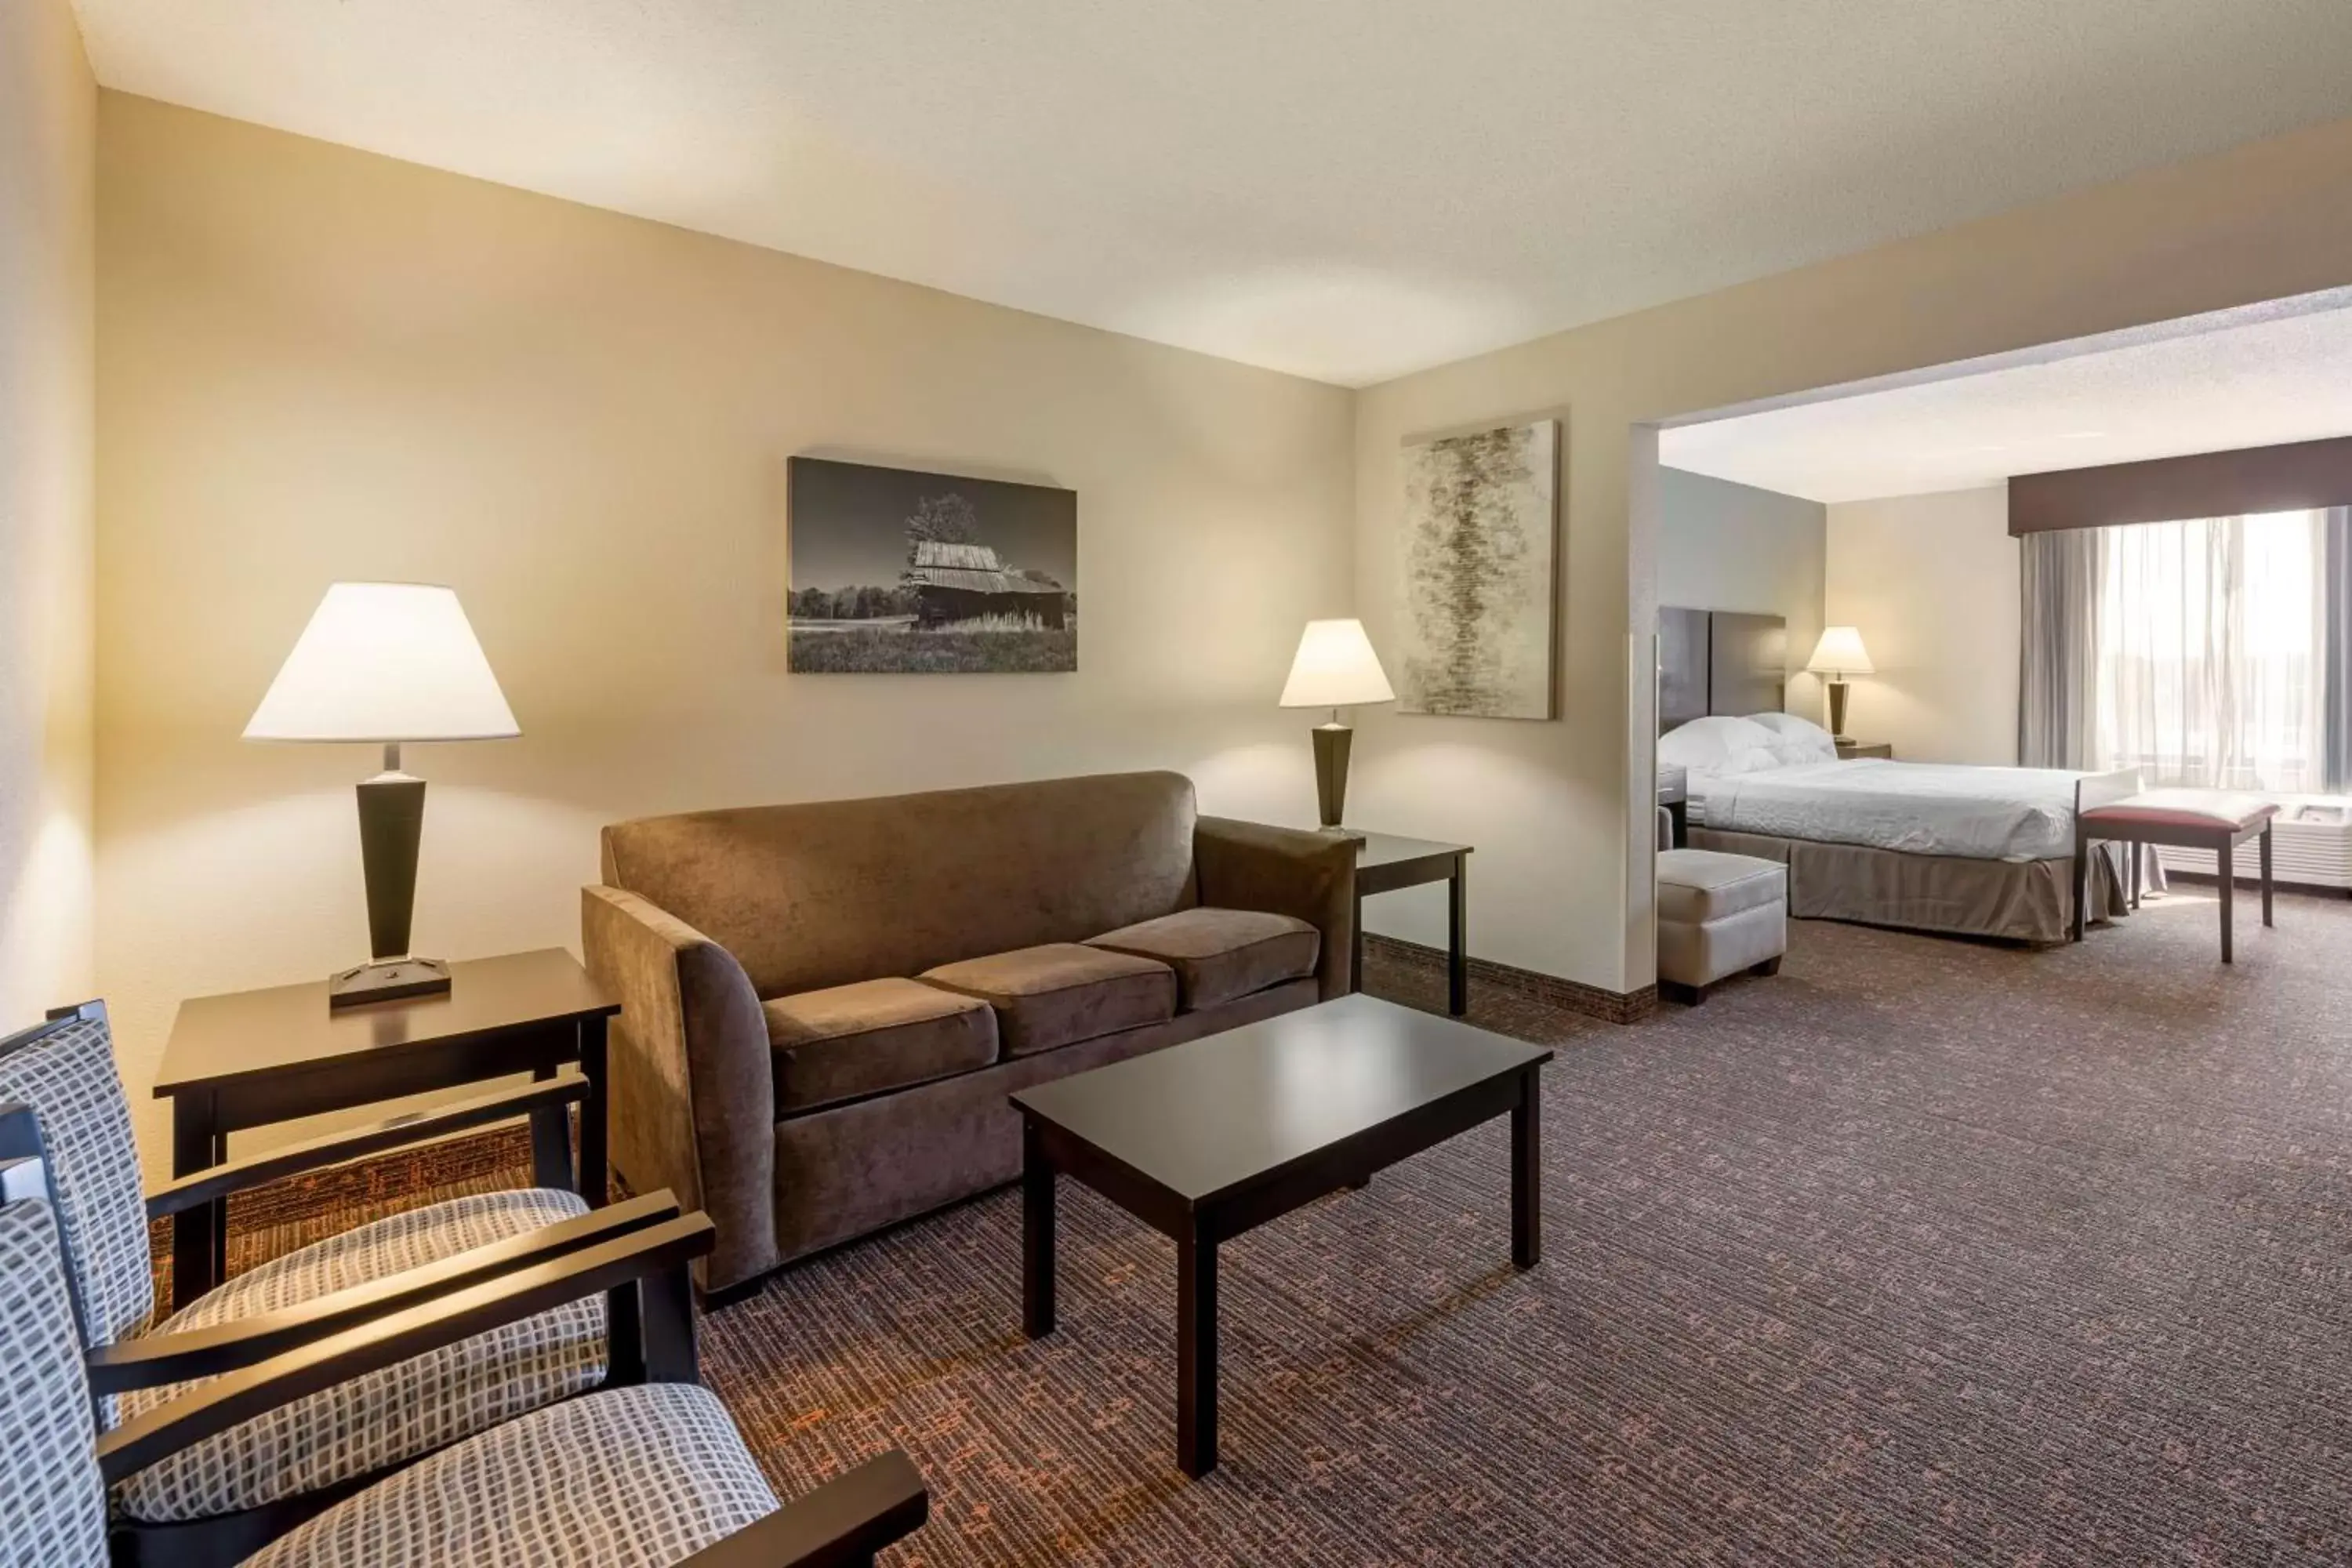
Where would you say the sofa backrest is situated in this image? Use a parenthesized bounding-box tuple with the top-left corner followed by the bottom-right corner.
(600, 771, 1201, 998)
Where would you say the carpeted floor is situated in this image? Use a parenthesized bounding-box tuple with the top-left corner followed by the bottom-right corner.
(194, 887, 2352, 1564)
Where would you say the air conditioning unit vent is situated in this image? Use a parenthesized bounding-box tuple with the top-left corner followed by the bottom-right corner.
(2154, 795, 2352, 891)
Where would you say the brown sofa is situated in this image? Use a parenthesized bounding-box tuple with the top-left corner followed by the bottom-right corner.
(581, 771, 1354, 1295)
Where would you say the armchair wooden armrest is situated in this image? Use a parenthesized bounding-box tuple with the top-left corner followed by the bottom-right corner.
(143, 1069, 591, 1220)
(89, 1189, 684, 1394)
(96, 1208, 716, 1484)
(677, 1449, 930, 1568)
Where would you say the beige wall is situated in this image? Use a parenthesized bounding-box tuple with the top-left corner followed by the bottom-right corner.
(83, 86, 2352, 1164)
(1350, 116, 2352, 989)
(1826, 487, 2019, 764)
(0, 0, 96, 1025)
(95, 96, 1356, 1176)
(1659, 467, 1828, 725)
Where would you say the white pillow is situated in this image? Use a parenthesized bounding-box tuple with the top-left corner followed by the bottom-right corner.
(1746, 711, 1838, 764)
(1660, 715, 1781, 777)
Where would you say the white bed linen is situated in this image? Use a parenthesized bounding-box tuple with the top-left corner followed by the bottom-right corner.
(1690, 758, 2085, 861)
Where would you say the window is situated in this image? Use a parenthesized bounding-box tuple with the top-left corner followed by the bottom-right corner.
(2093, 510, 2328, 791)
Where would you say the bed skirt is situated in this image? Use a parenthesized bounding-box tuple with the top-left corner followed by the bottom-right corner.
(1686, 829, 2130, 946)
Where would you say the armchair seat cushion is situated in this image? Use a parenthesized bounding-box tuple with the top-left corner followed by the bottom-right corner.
(920, 944, 1177, 1057)
(244, 1382, 779, 1568)
(763, 978, 999, 1113)
(1086, 908, 1320, 1011)
(115, 1188, 608, 1523)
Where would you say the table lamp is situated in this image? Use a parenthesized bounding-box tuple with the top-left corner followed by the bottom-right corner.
(1805, 626, 1874, 742)
(245, 583, 521, 1007)
(1279, 618, 1395, 833)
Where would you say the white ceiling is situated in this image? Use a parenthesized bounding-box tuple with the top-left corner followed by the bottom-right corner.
(1659, 301, 2352, 503)
(71, 0, 2352, 387)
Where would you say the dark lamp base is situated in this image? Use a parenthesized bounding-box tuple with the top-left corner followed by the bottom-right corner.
(1310, 720, 1355, 828)
(328, 957, 452, 1009)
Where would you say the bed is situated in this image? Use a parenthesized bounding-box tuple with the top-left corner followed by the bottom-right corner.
(1658, 608, 2136, 944)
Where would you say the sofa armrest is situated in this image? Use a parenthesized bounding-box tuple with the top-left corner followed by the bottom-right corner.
(1193, 817, 1357, 1000)
(582, 885, 779, 1291)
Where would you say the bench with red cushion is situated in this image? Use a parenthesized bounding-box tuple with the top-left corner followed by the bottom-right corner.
(2074, 789, 2278, 961)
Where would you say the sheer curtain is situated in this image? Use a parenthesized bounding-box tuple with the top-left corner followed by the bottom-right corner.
(2093, 509, 2328, 790)
(2326, 506, 2352, 789)
(2018, 529, 2105, 768)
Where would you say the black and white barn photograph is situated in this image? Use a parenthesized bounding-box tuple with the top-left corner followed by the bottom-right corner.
(786, 456, 1077, 673)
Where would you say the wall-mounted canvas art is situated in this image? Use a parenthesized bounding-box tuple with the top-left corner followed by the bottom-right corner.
(786, 457, 1076, 673)
(1396, 418, 1558, 718)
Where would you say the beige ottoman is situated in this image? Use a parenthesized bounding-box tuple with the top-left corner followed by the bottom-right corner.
(1657, 848, 1787, 1006)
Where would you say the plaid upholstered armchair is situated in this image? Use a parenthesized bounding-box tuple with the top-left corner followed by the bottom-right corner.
(0, 1003, 715, 1564)
(0, 1192, 929, 1566)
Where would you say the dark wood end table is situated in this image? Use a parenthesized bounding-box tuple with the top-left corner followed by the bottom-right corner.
(155, 947, 619, 1310)
(1011, 994, 1550, 1477)
(1349, 833, 1472, 1014)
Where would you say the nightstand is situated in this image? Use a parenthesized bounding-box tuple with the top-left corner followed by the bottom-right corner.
(1836, 740, 1893, 759)
(156, 949, 618, 1308)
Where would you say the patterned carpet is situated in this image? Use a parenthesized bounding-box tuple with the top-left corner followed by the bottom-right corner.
(193, 887, 2352, 1564)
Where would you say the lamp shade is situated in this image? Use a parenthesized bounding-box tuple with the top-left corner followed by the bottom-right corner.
(1279, 619, 1396, 709)
(1805, 626, 1875, 677)
(244, 583, 521, 742)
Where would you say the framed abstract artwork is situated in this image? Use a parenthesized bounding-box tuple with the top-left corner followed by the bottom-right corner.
(1396, 417, 1559, 718)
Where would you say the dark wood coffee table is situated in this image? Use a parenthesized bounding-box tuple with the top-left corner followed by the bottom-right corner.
(1011, 993, 1551, 1477)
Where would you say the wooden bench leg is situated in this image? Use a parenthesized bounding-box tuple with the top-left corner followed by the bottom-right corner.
(2129, 841, 2142, 909)
(2071, 836, 2089, 942)
(2260, 822, 2274, 928)
(2218, 839, 2234, 964)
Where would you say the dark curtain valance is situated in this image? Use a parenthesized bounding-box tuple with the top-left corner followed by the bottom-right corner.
(2008, 434, 2352, 537)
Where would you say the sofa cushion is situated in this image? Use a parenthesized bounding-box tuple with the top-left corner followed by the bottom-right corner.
(764, 978, 998, 1112)
(1084, 907, 1320, 1011)
(920, 944, 1176, 1057)
(1657, 848, 1787, 924)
